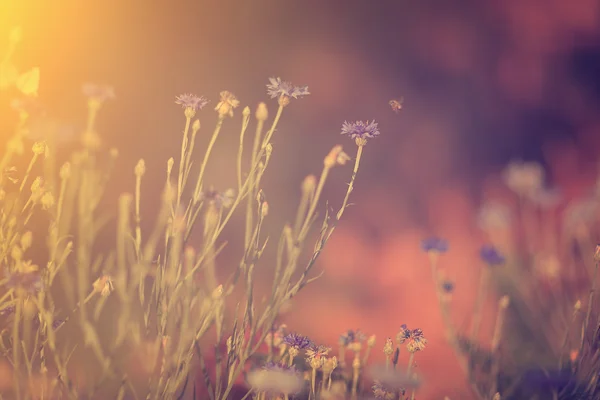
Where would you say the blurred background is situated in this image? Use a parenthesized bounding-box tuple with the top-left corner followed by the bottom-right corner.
(2, 0, 600, 398)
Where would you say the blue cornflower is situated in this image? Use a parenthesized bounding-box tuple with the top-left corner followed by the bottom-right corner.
(480, 245, 505, 266)
(263, 361, 298, 375)
(282, 332, 312, 350)
(396, 324, 410, 344)
(341, 120, 380, 144)
(266, 77, 310, 100)
(372, 380, 403, 399)
(339, 329, 366, 346)
(441, 280, 454, 293)
(175, 93, 209, 111)
(421, 237, 449, 253)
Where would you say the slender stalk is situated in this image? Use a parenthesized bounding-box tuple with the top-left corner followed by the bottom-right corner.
(192, 117, 224, 203)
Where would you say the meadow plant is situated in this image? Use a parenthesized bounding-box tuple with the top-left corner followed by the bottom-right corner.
(426, 159, 600, 399)
(0, 27, 431, 400)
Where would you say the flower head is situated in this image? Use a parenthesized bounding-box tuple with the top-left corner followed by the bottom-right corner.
(5, 268, 43, 294)
(502, 160, 544, 197)
(480, 245, 505, 266)
(282, 332, 312, 350)
(441, 280, 454, 293)
(341, 120, 380, 145)
(214, 90, 239, 118)
(175, 93, 209, 116)
(406, 328, 427, 353)
(306, 344, 331, 360)
(339, 329, 366, 347)
(396, 324, 410, 344)
(266, 77, 310, 106)
(247, 362, 303, 395)
(82, 83, 115, 104)
(421, 237, 449, 253)
(201, 188, 235, 209)
(372, 380, 402, 400)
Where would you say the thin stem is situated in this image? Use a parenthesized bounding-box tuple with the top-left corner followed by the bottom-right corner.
(176, 116, 192, 210)
(192, 117, 224, 203)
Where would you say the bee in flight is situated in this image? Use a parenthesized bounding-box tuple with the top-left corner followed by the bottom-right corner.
(389, 98, 404, 113)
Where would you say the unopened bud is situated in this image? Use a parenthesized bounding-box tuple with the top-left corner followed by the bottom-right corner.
(192, 119, 200, 132)
(256, 102, 268, 121)
(242, 106, 250, 117)
(134, 159, 146, 177)
(261, 202, 269, 218)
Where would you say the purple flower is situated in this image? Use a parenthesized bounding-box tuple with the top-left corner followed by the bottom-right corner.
(175, 93, 209, 111)
(441, 281, 454, 293)
(341, 120, 380, 141)
(0, 305, 15, 317)
(480, 245, 505, 266)
(406, 328, 427, 353)
(339, 329, 366, 346)
(266, 77, 310, 99)
(421, 237, 449, 253)
(283, 332, 312, 349)
(5, 269, 43, 294)
(396, 324, 410, 344)
(82, 83, 115, 103)
(263, 361, 298, 375)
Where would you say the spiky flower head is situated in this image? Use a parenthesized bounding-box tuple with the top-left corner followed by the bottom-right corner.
(480, 245, 505, 266)
(383, 337, 394, 356)
(406, 328, 427, 353)
(396, 324, 410, 344)
(266, 77, 310, 106)
(175, 93, 209, 118)
(421, 237, 449, 253)
(283, 332, 312, 350)
(215, 90, 239, 118)
(306, 344, 331, 361)
(341, 120, 380, 146)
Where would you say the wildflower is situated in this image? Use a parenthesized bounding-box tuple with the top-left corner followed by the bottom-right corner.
(255, 102, 268, 121)
(31, 141, 47, 157)
(340, 120, 380, 146)
(406, 328, 427, 353)
(372, 380, 400, 400)
(396, 324, 410, 344)
(201, 188, 235, 209)
(502, 160, 544, 197)
(247, 362, 303, 396)
(306, 344, 331, 369)
(477, 202, 512, 231)
(266, 77, 310, 106)
(441, 280, 454, 293)
(92, 275, 114, 297)
(82, 83, 115, 104)
(421, 237, 449, 253)
(40, 191, 55, 210)
(175, 93, 209, 118)
(175, 93, 208, 111)
(306, 344, 331, 360)
(282, 332, 312, 350)
(480, 245, 505, 266)
(339, 329, 366, 347)
(383, 337, 394, 356)
(214, 90, 239, 118)
(5, 269, 43, 294)
(264, 323, 288, 348)
(324, 145, 351, 168)
(0, 305, 15, 316)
